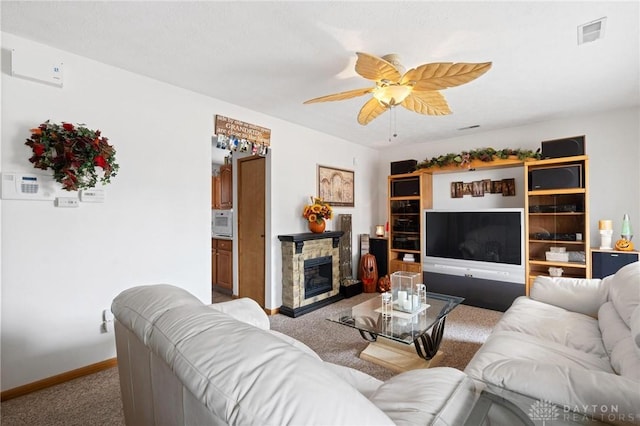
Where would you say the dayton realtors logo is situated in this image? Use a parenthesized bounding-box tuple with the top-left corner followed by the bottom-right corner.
(528, 399, 636, 424)
(528, 400, 560, 425)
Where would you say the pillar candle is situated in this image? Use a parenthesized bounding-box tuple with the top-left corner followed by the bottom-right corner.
(599, 220, 613, 230)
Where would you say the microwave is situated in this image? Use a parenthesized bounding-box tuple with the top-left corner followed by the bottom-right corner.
(212, 210, 233, 237)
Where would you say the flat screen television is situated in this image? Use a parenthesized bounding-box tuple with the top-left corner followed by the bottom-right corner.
(422, 208, 525, 284)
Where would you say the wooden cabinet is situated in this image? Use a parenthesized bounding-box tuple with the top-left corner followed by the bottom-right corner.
(387, 171, 432, 274)
(212, 238, 233, 291)
(220, 164, 232, 209)
(524, 155, 590, 294)
(389, 258, 422, 273)
(212, 164, 232, 210)
(592, 249, 638, 279)
(211, 175, 221, 209)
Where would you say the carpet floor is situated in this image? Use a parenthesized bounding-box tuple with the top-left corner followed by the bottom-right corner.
(0, 292, 501, 425)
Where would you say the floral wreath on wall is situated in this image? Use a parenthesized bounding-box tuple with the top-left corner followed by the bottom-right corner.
(25, 120, 119, 191)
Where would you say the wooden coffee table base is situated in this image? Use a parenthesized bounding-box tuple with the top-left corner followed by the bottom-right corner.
(360, 337, 444, 373)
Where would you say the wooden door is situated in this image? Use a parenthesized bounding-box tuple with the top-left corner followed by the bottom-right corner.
(237, 156, 266, 307)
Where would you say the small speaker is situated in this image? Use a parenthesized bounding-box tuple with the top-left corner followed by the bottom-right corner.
(529, 165, 582, 190)
(541, 136, 585, 159)
(390, 159, 417, 175)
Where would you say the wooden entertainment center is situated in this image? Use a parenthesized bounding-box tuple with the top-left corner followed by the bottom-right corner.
(387, 155, 591, 310)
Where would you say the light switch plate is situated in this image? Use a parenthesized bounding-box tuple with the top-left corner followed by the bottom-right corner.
(55, 197, 79, 208)
(80, 188, 105, 203)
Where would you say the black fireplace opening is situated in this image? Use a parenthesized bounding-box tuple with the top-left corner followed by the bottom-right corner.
(304, 256, 333, 298)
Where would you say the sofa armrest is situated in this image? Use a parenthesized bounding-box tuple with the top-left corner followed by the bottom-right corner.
(482, 359, 640, 426)
(208, 298, 270, 330)
(530, 276, 608, 317)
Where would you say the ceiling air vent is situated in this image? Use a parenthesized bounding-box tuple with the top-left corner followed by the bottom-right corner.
(578, 17, 606, 45)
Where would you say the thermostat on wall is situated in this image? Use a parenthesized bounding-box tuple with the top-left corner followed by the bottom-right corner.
(80, 188, 105, 203)
(11, 48, 64, 87)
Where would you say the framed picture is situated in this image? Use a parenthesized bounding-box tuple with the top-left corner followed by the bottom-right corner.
(318, 165, 354, 206)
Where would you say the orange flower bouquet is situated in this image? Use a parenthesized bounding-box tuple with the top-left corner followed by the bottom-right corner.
(302, 197, 333, 224)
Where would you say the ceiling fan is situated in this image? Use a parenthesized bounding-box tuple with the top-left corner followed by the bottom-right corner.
(303, 52, 492, 125)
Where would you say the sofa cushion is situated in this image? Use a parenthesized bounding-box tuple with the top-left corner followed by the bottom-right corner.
(208, 297, 271, 330)
(464, 330, 614, 382)
(323, 362, 383, 398)
(493, 296, 607, 358)
(608, 261, 640, 328)
(600, 301, 633, 357)
(530, 276, 608, 317)
(482, 359, 640, 426)
(369, 367, 476, 426)
(610, 336, 640, 381)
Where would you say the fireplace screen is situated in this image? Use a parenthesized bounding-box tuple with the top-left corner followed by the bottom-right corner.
(304, 256, 333, 298)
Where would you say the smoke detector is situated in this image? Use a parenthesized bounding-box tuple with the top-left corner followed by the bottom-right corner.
(578, 17, 607, 45)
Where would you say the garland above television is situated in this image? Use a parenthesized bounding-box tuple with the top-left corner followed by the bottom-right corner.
(416, 148, 540, 170)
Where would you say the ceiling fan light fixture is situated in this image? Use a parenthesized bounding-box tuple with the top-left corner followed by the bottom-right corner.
(373, 84, 412, 107)
(304, 52, 492, 125)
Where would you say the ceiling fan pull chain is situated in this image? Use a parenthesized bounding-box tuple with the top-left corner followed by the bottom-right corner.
(388, 108, 398, 142)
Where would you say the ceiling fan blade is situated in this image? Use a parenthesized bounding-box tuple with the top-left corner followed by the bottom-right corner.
(401, 91, 452, 116)
(355, 52, 402, 82)
(401, 62, 492, 91)
(303, 87, 373, 104)
(357, 97, 388, 125)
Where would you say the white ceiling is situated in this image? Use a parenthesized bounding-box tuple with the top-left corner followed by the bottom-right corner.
(2, 1, 639, 148)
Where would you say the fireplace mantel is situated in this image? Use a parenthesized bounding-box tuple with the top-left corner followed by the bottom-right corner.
(278, 231, 344, 317)
(278, 231, 343, 253)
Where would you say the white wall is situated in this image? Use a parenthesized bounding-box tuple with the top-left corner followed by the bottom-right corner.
(376, 108, 640, 245)
(1, 33, 380, 391)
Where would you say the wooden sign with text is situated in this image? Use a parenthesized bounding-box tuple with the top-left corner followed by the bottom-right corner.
(215, 115, 271, 146)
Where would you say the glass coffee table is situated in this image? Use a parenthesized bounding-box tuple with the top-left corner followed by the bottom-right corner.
(327, 292, 464, 372)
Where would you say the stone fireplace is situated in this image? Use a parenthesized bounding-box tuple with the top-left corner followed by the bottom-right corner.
(278, 231, 344, 317)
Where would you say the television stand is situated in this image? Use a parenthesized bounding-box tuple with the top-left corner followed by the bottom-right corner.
(423, 271, 524, 312)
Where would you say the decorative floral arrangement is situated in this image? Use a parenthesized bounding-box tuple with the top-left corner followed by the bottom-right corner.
(25, 120, 119, 191)
(416, 148, 541, 170)
(302, 197, 333, 223)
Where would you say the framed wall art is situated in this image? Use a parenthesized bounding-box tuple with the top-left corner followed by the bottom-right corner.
(318, 165, 354, 207)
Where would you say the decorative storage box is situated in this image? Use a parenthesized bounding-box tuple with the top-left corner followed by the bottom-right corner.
(390, 271, 423, 313)
(545, 251, 569, 262)
(339, 278, 363, 298)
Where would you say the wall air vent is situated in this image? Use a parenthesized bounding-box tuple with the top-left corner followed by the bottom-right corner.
(578, 17, 607, 45)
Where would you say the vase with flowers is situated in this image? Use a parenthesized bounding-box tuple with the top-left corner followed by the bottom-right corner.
(302, 196, 333, 233)
(25, 120, 119, 191)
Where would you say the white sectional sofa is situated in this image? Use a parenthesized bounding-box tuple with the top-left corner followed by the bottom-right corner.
(465, 261, 640, 425)
(112, 284, 477, 425)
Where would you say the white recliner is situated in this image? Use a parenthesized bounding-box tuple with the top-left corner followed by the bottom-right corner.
(112, 284, 477, 425)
